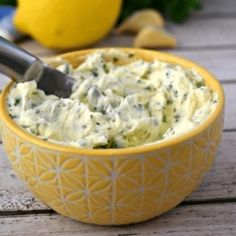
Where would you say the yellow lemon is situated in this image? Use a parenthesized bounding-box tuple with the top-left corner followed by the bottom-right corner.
(14, 0, 122, 49)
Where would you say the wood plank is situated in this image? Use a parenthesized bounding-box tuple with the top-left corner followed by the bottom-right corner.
(99, 18, 236, 49)
(0, 203, 236, 236)
(194, 0, 236, 17)
(0, 143, 47, 211)
(1, 131, 236, 212)
(186, 131, 236, 201)
(18, 18, 236, 58)
(2, 49, 236, 83)
(18, 39, 59, 58)
(167, 17, 236, 48)
(169, 49, 236, 82)
(224, 84, 236, 130)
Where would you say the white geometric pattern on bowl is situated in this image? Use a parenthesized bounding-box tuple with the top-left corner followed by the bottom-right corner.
(1, 113, 223, 225)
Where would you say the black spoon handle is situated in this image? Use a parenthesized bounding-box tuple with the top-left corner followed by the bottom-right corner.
(0, 36, 44, 82)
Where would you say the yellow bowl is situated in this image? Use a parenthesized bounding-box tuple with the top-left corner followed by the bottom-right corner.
(0, 48, 224, 225)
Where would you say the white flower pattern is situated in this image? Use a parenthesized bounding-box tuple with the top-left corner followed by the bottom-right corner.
(2, 114, 224, 225)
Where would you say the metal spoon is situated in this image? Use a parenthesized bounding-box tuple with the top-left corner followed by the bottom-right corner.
(0, 36, 74, 98)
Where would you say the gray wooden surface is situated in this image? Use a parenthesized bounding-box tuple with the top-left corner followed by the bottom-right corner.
(1, 0, 236, 235)
(1, 203, 236, 236)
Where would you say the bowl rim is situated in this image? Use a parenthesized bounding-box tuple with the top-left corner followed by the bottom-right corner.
(0, 48, 225, 156)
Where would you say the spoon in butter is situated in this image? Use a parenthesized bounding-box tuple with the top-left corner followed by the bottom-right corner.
(0, 36, 74, 98)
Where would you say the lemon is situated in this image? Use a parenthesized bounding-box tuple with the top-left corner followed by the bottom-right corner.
(14, 0, 122, 49)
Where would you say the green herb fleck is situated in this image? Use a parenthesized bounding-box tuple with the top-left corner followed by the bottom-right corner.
(173, 90, 178, 97)
(145, 86, 152, 91)
(82, 125, 87, 129)
(182, 93, 188, 103)
(167, 84, 173, 91)
(65, 64, 70, 74)
(162, 115, 167, 123)
(9, 114, 17, 119)
(174, 114, 181, 122)
(92, 70, 98, 77)
(14, 98, 21, 106)
(103, 63, 109, 73)
(138, 103, 142, 109)
(196, 81, 204, 88)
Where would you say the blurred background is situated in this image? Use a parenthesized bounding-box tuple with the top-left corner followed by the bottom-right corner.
(0, 0, 234, 86)
(0, 0, 234, 66)
(0, 0, 206, 54)
(0, 0, 232, 124)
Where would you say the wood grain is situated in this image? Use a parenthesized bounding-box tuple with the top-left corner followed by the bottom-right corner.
(194, 0, 236, 17)
(169, 49, 236, 82)
(167, 17, 236, 48)
(18, 39, 59, 58)
(1, 203, 236, 236)
(18, 18, 236, 57)
(224, 84, 236, 130)
(98, 19, 236, 49)
(186, 131, 236, 201)
(1, 3, 236, 234)
(1, 131, 236, 212)
(1, 49, 236, 85)
(98, 18, 236, 49)
(16, 44, 236, 82)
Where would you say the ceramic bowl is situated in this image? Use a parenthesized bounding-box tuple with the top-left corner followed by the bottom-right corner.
(0, 48, 224, 225)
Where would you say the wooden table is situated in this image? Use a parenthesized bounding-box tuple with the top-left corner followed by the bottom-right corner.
(0, 0, 236, 235)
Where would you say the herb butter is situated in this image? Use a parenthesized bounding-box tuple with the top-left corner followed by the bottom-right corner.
(7, 50, 218, 148)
